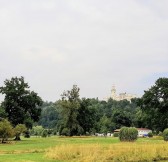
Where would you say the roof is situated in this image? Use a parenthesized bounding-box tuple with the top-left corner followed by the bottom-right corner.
(114, 129, 120, 132)
(137, 128, 151, 131)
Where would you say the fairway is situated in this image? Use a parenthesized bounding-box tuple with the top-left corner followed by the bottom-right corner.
(0, 136, 168, 162)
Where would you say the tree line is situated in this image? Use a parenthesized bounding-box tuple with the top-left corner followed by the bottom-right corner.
(0, 76, 168, 141)
(38, 78, 168, 136)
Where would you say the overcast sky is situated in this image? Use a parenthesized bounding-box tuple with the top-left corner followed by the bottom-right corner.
(0, 0, 168, 102)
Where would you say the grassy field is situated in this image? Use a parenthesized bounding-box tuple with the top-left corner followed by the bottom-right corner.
(0, 136, 168, 162)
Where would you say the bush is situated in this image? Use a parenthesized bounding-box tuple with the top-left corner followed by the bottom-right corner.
(113, 132, 119, 137)
(24, 130, 30, 138)
(163, 128, 168, 141)
(86, 132, 90, 136)
(47, 129, 53, 137)
(119, 127, 138, 142)
(0, 119, 14, 143)
(148, 132, 153, 138)
(158, 131, 163, 136)
(14, 124, 27, 140)
(41, 129, 48, 138)
(31, 126, 44, 137)
(61, 128, 70, 136)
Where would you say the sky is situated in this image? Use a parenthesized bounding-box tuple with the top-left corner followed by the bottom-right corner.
(0, 0, 168, 102)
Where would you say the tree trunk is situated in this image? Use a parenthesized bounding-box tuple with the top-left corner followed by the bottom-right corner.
(14, 134, 21, 141)
(2, 138, 7, 143)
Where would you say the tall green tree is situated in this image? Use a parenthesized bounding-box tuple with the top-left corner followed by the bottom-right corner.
(59, 85, 82, 136)
(77, 98, 97, 134)
(139, 78, 168, 132)
(0, 77, 43, 130)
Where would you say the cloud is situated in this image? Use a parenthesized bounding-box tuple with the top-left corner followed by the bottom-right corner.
(0, 0, 168, 101)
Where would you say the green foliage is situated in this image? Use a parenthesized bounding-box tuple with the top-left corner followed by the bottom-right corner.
(113, 132, 119, 137)
(0, 106, 7, 118)
(0, 76, 43, 129)
(47, 129, 53, 136)
(98, 115, 110, 134)
(148, 132, 153, 138)
(158, 131, 163, 136)
(77, 98, 98, 134)
(37, 93, 141, 135)
(41, 129, 48, 138)
(38, 101, 59, 129)
(0, 119, 14, 143)
(111, 108, 132, 128)
(24, 130, 30, 138)
(61, 128, 70, 136)
(119, 127, 138, 142)
(14, 124, 27, 140)
(31, 126, 44, 136)
(163, 128, 168, 141)
(139, 78, 168, 132)
(59, 85, 81, 136)
(14, 124, 27, 134)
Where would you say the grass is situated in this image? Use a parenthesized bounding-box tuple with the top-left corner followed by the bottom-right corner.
(46, 143, 168, 162)
(0, 136, 168, 162)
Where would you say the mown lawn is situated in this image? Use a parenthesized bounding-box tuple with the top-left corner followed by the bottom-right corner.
(0, 136, 167, 162)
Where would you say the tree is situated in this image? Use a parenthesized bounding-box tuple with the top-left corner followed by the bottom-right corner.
(14, 124, 26, 140)
(139, 78, 168, 132)
(59, 85, 82, 136)
(0, 77, 43, 131)
(38, 102, 59, 129)
(111, 109, 132, 128)
(98, 115, 111, 134)
(31, 125, 44, 137)
(77, 98, 97, 134)
(0, 119, 14, 143)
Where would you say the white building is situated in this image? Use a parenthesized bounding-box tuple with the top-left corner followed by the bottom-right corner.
(113, 128, 152, 137)
(137, 128, 152, 137)
(104, 85, 136, 102)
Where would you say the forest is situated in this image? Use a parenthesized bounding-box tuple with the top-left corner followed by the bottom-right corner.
(0, 77, 168, 141)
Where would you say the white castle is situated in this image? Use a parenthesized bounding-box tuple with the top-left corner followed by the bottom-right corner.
(105, 85, 136, 102)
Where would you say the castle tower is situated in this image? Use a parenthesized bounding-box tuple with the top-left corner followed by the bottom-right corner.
(111, 85, 116, 99)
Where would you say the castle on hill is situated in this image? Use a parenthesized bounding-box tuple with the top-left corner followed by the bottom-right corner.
(105, 85, 136, 102)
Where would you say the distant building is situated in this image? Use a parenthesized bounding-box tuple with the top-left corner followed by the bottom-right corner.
(113, 128, 152, 137)
(104, 85, 136, 102)
(137, 128, 152, 137)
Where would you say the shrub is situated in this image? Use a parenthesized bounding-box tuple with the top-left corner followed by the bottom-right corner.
(119, 127, 138, 142)
(113, 132, 119, 137)
(61, 128, 70, 136)
(158, 131, 163, 136)
(148, 132, 153, 138)
(163, 128, 168, 141)
(47, 129, 53, 137)
(24, 130, 30, 138)
(0, 119, 14, 143)
(31, 126, 44, 136)
(14, 124, 27, 140)
(86, 132, 90, 136)
(41, 129, 48, 138)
